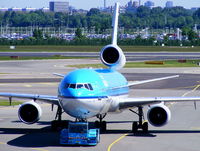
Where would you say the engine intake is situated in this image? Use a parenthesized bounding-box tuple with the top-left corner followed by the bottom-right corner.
(100, 44, 126, 70)
(147, 103, 171, 127)
(18, 101, 42, 124)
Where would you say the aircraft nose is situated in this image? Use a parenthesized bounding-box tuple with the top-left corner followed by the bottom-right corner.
(63, 89, 82, 98)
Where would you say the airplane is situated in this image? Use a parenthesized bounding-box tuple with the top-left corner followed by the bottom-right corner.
(1, 2, 200, 133)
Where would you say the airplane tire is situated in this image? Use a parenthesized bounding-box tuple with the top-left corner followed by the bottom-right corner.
(51, 120, 59, 131)
(142, 122, 148, 133)
(95, 121, 100, 128)
(132, 122, 138, 133)
(51, 120, 69, 131)
(95, 121, 107, 132)
(101, 121, 107, 132)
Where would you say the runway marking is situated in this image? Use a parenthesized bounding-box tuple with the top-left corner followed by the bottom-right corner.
(24, 84, 32, 87)
(182, 84, 200, 97)
(0, 103, 50, 110)
(0, 142, 6, 145)
(39, 83, 58, 86)
(30, 148, 49, 151)
(107, 133, 129, 151)
(0, 106, 17, 110)
(167, 83, 200, 108)
(162, 85, 196, 90)
(190, 127, 200, 130)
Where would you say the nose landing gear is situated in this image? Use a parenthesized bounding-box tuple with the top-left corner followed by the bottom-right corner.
(95, 114, 107, 132)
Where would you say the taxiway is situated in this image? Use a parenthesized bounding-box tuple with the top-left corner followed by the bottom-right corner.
(0, 59, 200, 151)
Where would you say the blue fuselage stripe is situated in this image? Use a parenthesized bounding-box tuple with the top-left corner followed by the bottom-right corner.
(59, 96, 108, 99)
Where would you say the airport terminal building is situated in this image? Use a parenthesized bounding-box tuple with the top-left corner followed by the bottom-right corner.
(49, 1, 69, 12)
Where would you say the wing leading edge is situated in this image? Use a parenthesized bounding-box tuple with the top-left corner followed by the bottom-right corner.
(119, 96, 200, 110)
(0, 92, 59, 105)
(128, 75, 179, 87)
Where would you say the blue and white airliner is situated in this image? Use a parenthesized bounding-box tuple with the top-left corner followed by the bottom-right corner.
(1, 3, 200, 132)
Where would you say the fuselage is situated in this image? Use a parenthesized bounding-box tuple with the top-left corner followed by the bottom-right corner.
(58, 68, 129, 119)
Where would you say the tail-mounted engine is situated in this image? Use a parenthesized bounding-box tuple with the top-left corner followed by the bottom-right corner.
(100, 44, 126, 70)
(18, 101, 42, 124)
(147, 103, 171, 127)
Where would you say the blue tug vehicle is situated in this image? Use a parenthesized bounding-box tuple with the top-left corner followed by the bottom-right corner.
(60, 122, 100, 146)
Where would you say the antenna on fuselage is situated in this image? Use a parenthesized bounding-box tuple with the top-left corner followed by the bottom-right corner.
(111, 2, 120, 45)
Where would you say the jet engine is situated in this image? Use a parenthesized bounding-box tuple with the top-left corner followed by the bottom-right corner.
(147, 103, 171, 127)
(18, 101, 42, 124)
(100, 44, 126, 70)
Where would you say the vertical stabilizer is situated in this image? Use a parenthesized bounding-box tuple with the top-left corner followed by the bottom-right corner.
(100, 2, 126, 70)
(111, 2, 120, 45)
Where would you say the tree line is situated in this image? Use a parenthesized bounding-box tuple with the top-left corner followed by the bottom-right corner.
(0, 6, 200, 32)
(0, 6, 200, 46)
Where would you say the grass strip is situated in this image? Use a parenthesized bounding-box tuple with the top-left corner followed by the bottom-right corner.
(0, 45, 199, 52)
(0, 101, 23, 106)
(0, 56, 91, 61)
(69, 60, 200, 68)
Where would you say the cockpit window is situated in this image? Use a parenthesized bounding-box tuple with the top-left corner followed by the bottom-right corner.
(77, 84, 84, 89)
(88, 84, 93, 90)
(65, 84, 70, 88)
(69, 84, 76, 89)
(66, 83, 93, 90)
(84, 84, 89, 90)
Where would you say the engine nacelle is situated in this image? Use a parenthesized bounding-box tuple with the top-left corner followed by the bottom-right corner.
(147, 103, 171, 127)
(100, 44, 126, 70)
(18, 101, 42, 124)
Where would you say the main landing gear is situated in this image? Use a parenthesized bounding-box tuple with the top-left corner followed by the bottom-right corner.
(95, 114, 107, 132)
(130, 106, 148, 133)
(51, 106, 68, 131)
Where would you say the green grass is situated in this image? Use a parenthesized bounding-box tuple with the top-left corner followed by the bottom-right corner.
(125, 60, 200, 67)
(69, 60, 200, 68)
(0, 56, 91, 61)
(0, 101, 23, 106)
(0, 45, 199, 52)
(0, 45, 100, 52)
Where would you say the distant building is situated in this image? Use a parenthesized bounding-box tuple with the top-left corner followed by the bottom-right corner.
(104, 0, 107, 9)
(40, 7, 50, 12)
(133, 1, 139, 8)
(0, 7, 49, 12)
(126, 0, 138, 13)
(165, 1, 173, 8)
(8, 7, 22, 11)
(191, 7, 200, 11)
(139, 0, 142, 6)
(22, 7, 37, 12)
(49, 1, 69, 12)
(144, 1, 154, 8)
(0, 7, 8, 11)
(127, 0, 134, 8)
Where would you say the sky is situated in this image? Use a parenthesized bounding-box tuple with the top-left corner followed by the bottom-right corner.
(0, 0, 199, 10)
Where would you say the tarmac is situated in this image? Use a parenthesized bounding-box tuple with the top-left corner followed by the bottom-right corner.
(0, 59, 200, 151)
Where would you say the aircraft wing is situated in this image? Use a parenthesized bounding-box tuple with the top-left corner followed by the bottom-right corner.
(127, 75, 179, 87)
(0, 92, 59, 105)
(119, 96, 200, 109)
(108, 75, 179, 91)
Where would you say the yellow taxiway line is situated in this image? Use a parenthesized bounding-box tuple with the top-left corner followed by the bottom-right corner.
(107, 133, 129, 151)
